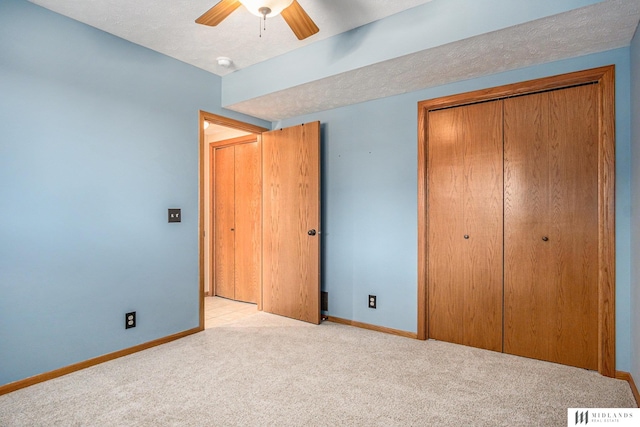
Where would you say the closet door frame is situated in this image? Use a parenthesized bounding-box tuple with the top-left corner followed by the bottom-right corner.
(417, 65, 616, 377)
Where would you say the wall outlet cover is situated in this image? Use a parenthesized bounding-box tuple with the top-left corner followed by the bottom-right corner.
(368, 295, 377, 309)
(125, 311, 136, 329)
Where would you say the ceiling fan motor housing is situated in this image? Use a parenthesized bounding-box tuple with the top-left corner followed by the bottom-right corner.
(259, 7, 272, 18)
(240, 0, 294, 17)
(196, 0, 319, 41)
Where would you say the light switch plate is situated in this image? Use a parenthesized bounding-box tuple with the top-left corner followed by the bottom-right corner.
(168, 208, 181, 223)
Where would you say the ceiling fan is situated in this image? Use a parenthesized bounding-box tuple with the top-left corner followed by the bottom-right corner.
(196, 0, 319, 40)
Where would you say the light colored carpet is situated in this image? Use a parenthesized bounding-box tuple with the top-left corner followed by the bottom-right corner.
(0, 312, 636, 426)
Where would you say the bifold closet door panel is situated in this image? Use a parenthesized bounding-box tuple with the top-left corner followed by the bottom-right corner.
(427, 106, 465, 346)
(214, 146, 236, 300)
(427, 101, 503, 352)
(503, 92, 551, 363)
(234, 142, 261, 304)
(462, 101, 504, 352)
(503, 85, 599, 370)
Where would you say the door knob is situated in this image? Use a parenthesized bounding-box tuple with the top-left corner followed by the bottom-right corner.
(308, 229, 317, 236)
(464, 235, 469, 239)
(542, 236, 549, 242)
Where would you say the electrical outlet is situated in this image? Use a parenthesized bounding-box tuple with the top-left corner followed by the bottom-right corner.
(368, 295, 377, 309)
(125, 311, 136, 329)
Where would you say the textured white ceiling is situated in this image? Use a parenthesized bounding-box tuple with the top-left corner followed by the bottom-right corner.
(26, 0, 640, 122)
(28, 0, 434, 76)
(205, 123, 252, 141)
(230, 0, 640, 121)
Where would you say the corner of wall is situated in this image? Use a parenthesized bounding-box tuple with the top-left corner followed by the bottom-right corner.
(629, 22, 640, 387)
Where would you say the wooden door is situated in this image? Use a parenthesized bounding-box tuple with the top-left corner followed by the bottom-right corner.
(503, 85, 599, 370)
(427, 101, 503, 351)
(234, 141, 261, 303)
(262, 122, 321, 324)
(214, 145, 236, 299)
(213, 141, 260, 303)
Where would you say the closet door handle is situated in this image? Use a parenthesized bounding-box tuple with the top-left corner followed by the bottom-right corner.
(308, 229, 317, 236)
(542, 236, 549, 242)
(464, 235, 469, 239)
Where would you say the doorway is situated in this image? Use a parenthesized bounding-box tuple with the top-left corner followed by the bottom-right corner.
(198, 113, 323, 329)
(198, 111, 268, 329)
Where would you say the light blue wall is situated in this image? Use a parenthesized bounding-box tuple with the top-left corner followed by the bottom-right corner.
(0, 0, 268, 386)
(630, 27, 640, 384)
(1, 0, 635, 388)
(277, 48, 633, 372)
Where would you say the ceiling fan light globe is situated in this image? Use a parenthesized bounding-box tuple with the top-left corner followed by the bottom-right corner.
(238, 0, 294, 17)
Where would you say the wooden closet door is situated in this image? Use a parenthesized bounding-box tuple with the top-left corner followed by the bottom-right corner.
(234, 141, 261, 303)
(504, 85, 599, 370)
(427, 106, 465, 345)
(214, 146, 236, 299)
(427, 101, 503, 352)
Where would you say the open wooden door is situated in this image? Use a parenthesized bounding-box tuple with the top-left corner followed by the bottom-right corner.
(262, 121, 321, 324)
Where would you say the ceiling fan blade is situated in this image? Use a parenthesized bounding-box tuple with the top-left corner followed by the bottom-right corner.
(281, 0, 319, 40)
(196, 0, 241, 26)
